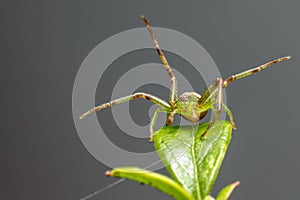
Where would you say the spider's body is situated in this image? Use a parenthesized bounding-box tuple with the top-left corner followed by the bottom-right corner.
(177, 92, 208, 124)
(80, 16, 290, 142)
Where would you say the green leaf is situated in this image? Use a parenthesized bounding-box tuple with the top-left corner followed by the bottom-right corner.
(216, 181, 240, 200)
(106, 167, 194, 200)
(203, 195, 216, 200)
(153, 120, 233, 200)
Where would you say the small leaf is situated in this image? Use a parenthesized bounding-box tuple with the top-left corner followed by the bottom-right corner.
(203, 195, 215, 200)
(216, 181, 240, 200)
(153, 121, 232, 200)
(106, 167, 194, 200)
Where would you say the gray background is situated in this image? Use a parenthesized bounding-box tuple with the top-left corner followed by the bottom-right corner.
(0, 0, 299, 200)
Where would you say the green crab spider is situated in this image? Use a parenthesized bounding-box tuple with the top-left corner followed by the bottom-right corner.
(80, 16, 291, 142)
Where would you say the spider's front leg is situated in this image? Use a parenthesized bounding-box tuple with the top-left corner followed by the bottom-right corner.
(200, 78, 223, 138)
(198, 56, 291, 137)
(80, 92, 171, 119)
(141, 16, 178, 106)
(223, 56, 290, 87)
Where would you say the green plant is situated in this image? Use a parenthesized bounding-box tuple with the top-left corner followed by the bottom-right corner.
(106, 121, 239, 200)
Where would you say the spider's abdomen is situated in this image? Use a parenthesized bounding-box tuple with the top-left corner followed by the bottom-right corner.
(178, 92, 208, 124)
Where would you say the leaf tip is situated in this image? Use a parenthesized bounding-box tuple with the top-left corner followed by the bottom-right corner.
(105, 170, 112, 177)
(233, 181, 241, 187)
(233, 181, 240, 188)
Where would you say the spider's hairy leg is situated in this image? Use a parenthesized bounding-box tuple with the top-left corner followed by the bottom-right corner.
(222, 103, 237, 129)
(223, 56, 291, 87)
(141, 15, 178, 105)
(197, 56, 291, 137)
(79, 92, 171, 119)
(201, 78, 223, 138)
(149, 108, 169, 142)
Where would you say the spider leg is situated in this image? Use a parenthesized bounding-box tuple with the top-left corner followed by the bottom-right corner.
(198, 78, 220, 106)
(166, 109, 178, 126)
(201, 78, 223, 138)
(222, 103, 237, 129)
(149, 108, 168, 142)
(223, 56, 290, 87)
(80, 92, 171, 119)
(141, 16, 178, 105)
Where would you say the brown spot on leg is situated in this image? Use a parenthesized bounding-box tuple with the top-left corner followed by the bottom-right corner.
(251, 68, 260, 73)
(166, 109, 177, 126)
(156, 48, 163, 56)
(199, 110, 208, 120)
(167, 119, 172, 125)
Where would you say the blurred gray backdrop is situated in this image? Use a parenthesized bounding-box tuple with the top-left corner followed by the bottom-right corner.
(1, 0, 299, 200)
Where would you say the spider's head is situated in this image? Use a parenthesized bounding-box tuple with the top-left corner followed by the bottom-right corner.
(178, 92, 208, 124)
